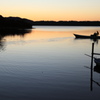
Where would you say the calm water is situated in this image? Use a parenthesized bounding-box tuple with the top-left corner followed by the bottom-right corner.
(0, 26, 100, 100)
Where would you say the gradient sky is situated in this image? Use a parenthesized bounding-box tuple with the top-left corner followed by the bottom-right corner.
(0, 0, 100, 21)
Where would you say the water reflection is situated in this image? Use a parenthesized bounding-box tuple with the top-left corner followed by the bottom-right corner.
(90, 65, 100, 91)
(84, 65, 100, 91)
(85, 43, 100, 91)
(90, 43, 100, 91)
(0, 26, 100, 99)
(0, 28, 32, 51)
(75, 38, 99, 44)
(94, 65, 100, 73)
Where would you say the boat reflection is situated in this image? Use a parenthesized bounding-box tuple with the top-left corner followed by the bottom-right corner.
(85, 65, 100, 91)
(94, 65, 100, 73)
(0, 28, 32, 51)
(90, 65, 100, 91)
(85, 43, 100, 91)
(74, 38, 99, 44)
(90, 43, 100, 91)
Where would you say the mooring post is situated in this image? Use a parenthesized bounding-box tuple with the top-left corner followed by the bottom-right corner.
(90, 43, 94, 91)
(91, 43, 94, 69)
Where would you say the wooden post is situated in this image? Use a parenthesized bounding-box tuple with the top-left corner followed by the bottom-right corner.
(90, 43, 94, 91)
(91, 43, 94, 69)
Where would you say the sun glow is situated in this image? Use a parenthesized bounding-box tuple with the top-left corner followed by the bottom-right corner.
(0, 0, 100, 21)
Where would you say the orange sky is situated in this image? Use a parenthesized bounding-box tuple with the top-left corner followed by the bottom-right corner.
(0, 0, 100, 21)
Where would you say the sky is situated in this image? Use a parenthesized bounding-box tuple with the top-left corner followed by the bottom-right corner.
(0, 0, 100, 21)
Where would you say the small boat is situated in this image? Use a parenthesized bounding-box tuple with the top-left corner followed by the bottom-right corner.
(94, 58, 100, 65)
(85, 54, 100, 65)
(74, 34, 100, 39)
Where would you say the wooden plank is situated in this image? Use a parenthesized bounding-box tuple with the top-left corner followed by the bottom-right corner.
(93, 53, 100, 55)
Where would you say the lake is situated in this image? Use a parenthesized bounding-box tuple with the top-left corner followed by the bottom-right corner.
(0, 26, 100, 100)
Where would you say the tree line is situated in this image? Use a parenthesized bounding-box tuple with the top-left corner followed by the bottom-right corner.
(0, 15, 100, 26)
(32, 21, 100, 26)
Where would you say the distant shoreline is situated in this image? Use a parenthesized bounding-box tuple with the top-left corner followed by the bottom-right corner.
(33, 25, 100, 26)
(1, 15, 100, 27)
(32, 21, 100, 26)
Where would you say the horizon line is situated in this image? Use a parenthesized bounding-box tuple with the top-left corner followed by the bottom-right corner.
(1, 15, 100, 22)
(32, 20, 100, 22)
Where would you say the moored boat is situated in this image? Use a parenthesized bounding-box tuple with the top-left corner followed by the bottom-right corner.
(74, 34, 100, 39)
(85, 54, 100, 65)
(94, 58, 100, 65)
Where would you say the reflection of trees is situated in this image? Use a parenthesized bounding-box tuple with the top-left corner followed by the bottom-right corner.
(0, 37, 6, 51)
(0, 28, 32, 51)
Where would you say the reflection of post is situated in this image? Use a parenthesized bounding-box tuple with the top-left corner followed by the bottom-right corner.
(90, 43, 94, 91)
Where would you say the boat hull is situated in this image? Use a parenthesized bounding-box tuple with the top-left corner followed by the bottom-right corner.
(74, 34, 100, 39)
(94, 58, 100, 65)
